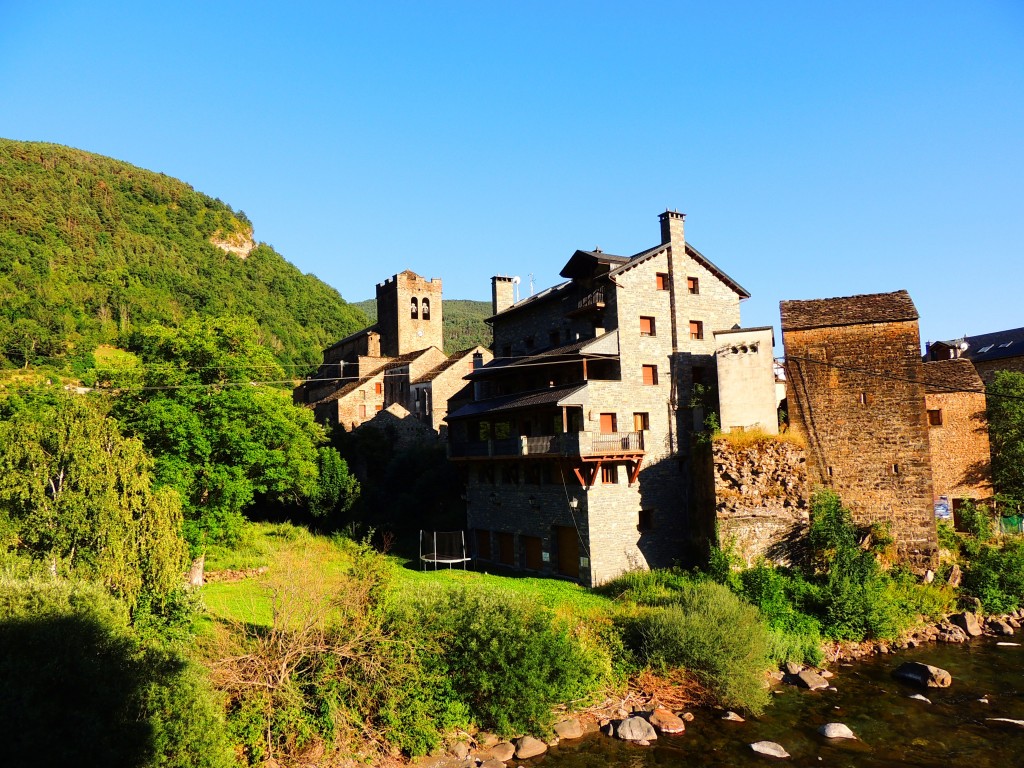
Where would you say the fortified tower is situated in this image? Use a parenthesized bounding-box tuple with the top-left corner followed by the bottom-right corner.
(376, 270, 443, 357)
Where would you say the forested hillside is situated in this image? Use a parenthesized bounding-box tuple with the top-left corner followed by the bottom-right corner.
(352, 298, 492, 352)
(0, 139, 366, 375)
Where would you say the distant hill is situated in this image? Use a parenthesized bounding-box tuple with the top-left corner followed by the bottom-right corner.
(0, 139, 367, 375)
(351, 298, 492, 353)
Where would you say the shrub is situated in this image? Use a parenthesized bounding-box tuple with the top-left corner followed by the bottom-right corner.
(739, 564, 823, 665)
(960, 538, 1024, 613)
(958, 499, 995, 541)
(628, 579, 772, 714)
(405, 586, 610, 737)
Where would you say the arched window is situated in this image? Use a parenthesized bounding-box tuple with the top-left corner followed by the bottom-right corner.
(422, 297, 431, 320)
(410, 297, 418, 319)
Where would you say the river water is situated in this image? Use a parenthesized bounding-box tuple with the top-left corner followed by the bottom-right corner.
(534, 637, 1024, 767)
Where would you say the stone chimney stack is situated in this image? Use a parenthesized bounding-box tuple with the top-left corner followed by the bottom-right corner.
(491, 275, 517, 315)
(659, 209, 686, 247)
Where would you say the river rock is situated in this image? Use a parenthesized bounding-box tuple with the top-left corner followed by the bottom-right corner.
(938, 624, 968, 643)
(451, 741, 469, 759)
(948, 563, 963, 588)
(998, 642, 1021, 647)
(797, 668, 830, 690)
(616, 716, 657, 742)
(908, 693, 932, 703)
(488, 742, 515, 762)
(951, 612, 984, 637)
(784, 661, 804, 675)
(514, 736, 547, 759)
(476, 732, 500, 749)
(479, 761, 505, 768)
(893, 661, 952, 688)
(987, 718, 1024, 727)
(722, 711, 745, 722)
(553, 718, 583, 739)
(649, 708, 685, 734)
(989, 618, 1015, 636)
(751, 741, 790, 758)
(819, 722, 857, 739)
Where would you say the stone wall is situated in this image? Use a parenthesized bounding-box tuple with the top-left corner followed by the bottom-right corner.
(714, 327, 778, 434)
(784, 318, 938, 569)
(376, 271, 444, 357)
(974, 356, 1024, 386)
(712, 438, 809, 566)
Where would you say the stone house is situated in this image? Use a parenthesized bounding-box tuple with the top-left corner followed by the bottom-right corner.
(925, 326, 1024, 386)
(446, 210, 755, 586)
(923, 359, 993, 519)
(713, 326, 778, 435)
(294, 270, 492, 434)
(780, 290, 939, 569)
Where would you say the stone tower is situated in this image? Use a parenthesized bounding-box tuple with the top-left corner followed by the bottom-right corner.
(376, 270, 444, 357)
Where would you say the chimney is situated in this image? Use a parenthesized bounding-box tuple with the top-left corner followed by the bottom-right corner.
(491, 275, 517, 315)
(472, 351, 484, 369)
(659, 209, 686, 246)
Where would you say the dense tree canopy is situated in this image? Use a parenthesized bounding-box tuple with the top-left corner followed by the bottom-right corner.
(352, 298, 492, 353)
(109, 316, 355, 548)
(0, 388, 187, 609)
(0, 138, 366, 374)
(988, 370, 1024, 503)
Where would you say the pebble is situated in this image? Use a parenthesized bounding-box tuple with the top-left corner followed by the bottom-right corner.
(750, 740, 790, 758)
(908, 694, 932, 704)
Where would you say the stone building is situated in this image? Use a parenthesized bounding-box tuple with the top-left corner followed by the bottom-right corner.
(780, 290, 938, 569)
(713, 326, 779, 435)
(294, 270, 492, 434)
(446, 210, 753, 586)
(923, 359, 992, 517)
(925, 326, 1024, 386)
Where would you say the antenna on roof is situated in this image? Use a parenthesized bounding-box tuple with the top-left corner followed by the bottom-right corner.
(528, 273, 534, 296)
(512, 275, 520, 303)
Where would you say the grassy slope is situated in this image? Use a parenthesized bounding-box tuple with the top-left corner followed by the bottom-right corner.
(0, 139, 367, 375)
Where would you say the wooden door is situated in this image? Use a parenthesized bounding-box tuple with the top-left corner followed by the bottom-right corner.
(523, 536, 543, 571)
(556, 526, 579, 579)
(498, 532, 515, 566)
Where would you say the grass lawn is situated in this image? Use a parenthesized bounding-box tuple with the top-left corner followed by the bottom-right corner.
(201, 522, 617, 626)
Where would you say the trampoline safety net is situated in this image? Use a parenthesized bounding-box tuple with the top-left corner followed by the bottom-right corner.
(419, 530, 470, 570)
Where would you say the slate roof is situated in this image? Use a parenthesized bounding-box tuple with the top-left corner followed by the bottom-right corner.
(935, 327, 1024, 364)
(311, 372, 380, 405)
(780, 290, 918, 331)
(412, 347, 482, 384)
(608, 242, 751, 299)
(446, 383, 587, 421)
(923, 359, 985, 394)
(466, 332, 618, 380)
(486, 281, 573, 321)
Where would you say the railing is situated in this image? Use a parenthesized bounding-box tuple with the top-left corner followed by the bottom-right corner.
(573, 288, 605, 313)
(450, 431, 644, 459)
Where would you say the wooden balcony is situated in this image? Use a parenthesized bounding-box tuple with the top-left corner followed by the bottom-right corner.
(449, 431, 644, 460)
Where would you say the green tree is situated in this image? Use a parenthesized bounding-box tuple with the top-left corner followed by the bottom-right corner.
(987, 370, 1024, 502)
(0, 388, 186, 610)
(111, 316, 327, 548)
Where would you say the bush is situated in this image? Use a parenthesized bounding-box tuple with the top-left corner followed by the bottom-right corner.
(739, 564, 823, 665)
(0, 578, 233, 768)
(960, 538, 1024, 613)
(628, 579, 772, 714)
(405, 586, 610, 737)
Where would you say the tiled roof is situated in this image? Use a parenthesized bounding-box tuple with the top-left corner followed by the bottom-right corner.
(923, 359, 984, 394)
(413, 347, 484, 384)
(446, 383, 587, 421)
(780, 290, 918, 331)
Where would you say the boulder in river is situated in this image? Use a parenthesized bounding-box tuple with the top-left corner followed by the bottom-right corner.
(514, 736, 547, 759)
(951, 611, 984, 637)
(553, 718, 583, 740)
(616, 716, 657, 742)
(797, 668, 830, 690)
(893, 661, 952, 688)
(750, 741, 790, 758)
(649, 708, 685, 734)
(819, 722, 857, 739)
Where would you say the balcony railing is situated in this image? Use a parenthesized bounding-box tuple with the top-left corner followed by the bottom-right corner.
(450, 431, 644, 459)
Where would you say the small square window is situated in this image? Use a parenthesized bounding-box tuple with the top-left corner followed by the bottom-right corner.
(656, 273, 669, 290)
(858, 392, 868, 405)
(600, 413, 617, 434)
(640, 316, 656, 336)
(642, 365, 658, 386)
(689, 320, 703, 340)
(375, 381, 383, 395)
(892, 464, 900, 475)
(638, 509, 654, 531)
(358, 404, 366, 418)
(928, 409, 943, 426)
(633, 412, 650, 431)
(687, 276, 699, 294)
(601, 465, 618, 484)
(374, 404, 383, 412)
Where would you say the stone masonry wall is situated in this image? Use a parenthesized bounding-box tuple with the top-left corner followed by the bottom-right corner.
(784, 320, 938, 569)
(713, 438, 809, 566)
(926, 389, 992, 502)
(975, 356, 1024, 386)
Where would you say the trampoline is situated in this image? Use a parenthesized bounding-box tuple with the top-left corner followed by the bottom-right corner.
(419, 530, 471, 571)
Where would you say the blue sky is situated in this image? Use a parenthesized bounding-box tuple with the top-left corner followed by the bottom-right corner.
(2, 1, 1021, 347)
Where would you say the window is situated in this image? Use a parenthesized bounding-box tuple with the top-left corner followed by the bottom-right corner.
(640, 316, 656, 336)
(656, 273, 669, 290)
(374, 404, 383, 412)
(687, 276, 699, 294)
(642, 364, 658, 385)
(600, 413, 617, 434)
(892, 463, 900, 475)
(601, 465, 618, 484)
(422, 297, 430, 319)
(827, 466, 833, 477)
(928, 409, 943, 426)
(410, 297, 418, 319)
(689, 320, 704, 340)
(692, 366, 706, 385)
(638, 509, 654, 531)
(858, 392, 868, 405)
(375, 381, 383, 395)
(633, 412, 650, 431)
(501, 344, 512, 359)
(549, 330, 560, 347)
(358, 404, 366, 418)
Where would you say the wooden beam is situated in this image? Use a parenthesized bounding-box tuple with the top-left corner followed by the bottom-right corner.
(628, 458, 644, 485)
